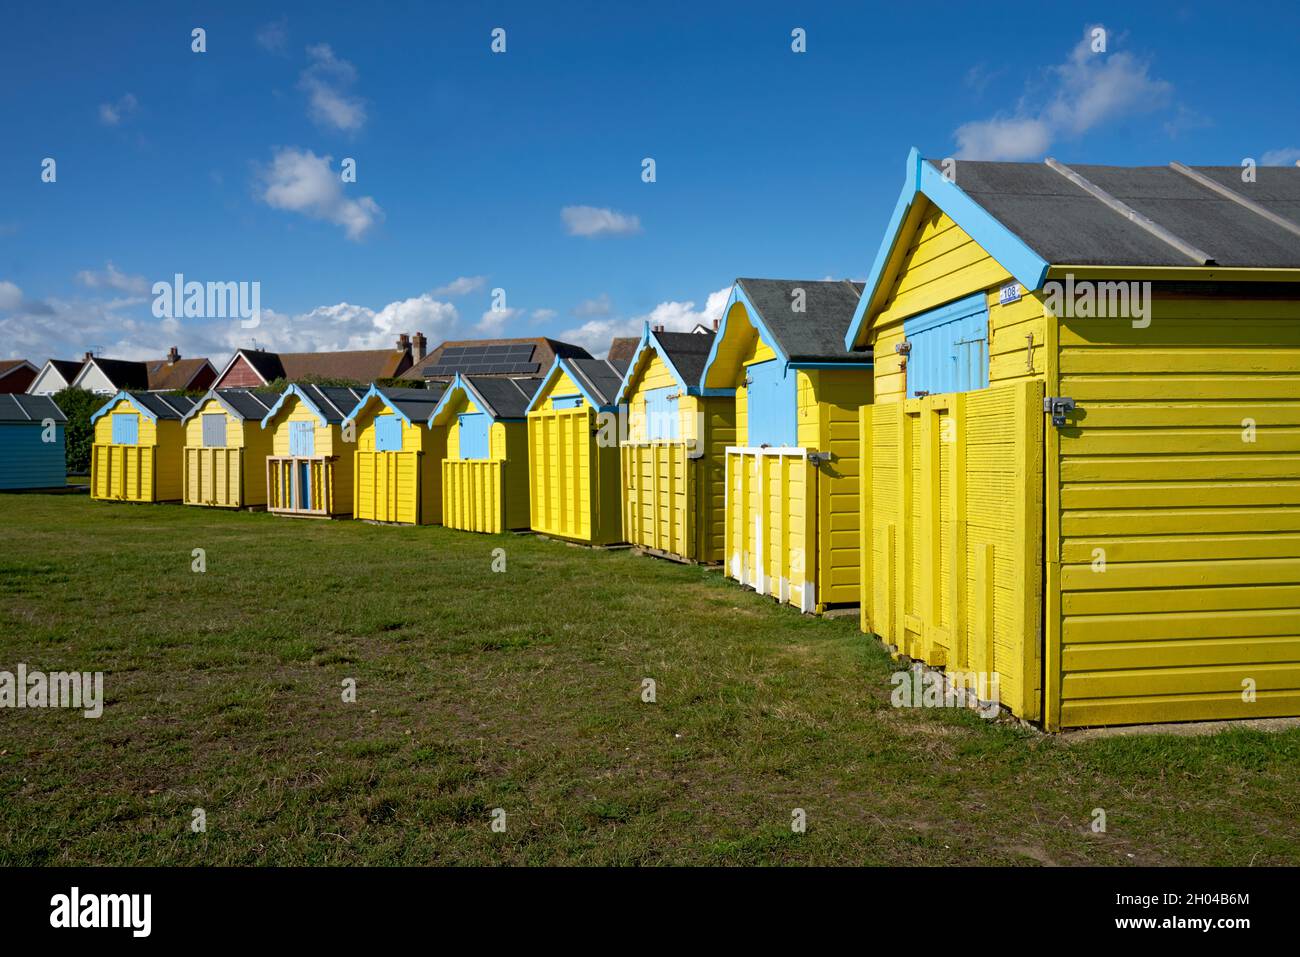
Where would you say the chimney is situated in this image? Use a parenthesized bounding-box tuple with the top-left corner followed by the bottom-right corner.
(83, 351, 93, 362)
(712, 317, 719, 330)
(397, 332, 411, 352)
(653, 324, 665, 333)
(412, 331, 427, 363)
(167, 346, 180, 364)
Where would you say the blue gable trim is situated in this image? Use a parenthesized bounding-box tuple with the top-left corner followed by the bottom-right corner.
(260, 384, 328, 429)
(526, 356, 616, 414)
(613, 323, 695, 405)
(843, 147, 1050, 351)
(343, 384, 412, 427)
(90, 390, 158, 424)
(700, 282, 786, 389)
(428, 373, 503, 427)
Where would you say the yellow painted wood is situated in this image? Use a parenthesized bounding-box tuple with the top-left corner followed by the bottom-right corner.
(442, 459, 507, 533)
(90, 397, 185, 502)
(527, 401, 621, 545)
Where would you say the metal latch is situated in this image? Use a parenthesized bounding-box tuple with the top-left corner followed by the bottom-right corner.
(1043, 396, 1076, 427)
(807, 450, 831, 466)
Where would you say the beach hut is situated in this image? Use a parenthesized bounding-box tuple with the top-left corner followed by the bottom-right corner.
(701, 279, 873, 613)
(0, 394, 67, 489)
(617, 325, 733, 563)
(179, 389, 279, 508)
(344, 384, 447, 524)
(427, 373, 542, 533)
(259, 384, 367, 518)
(525, 354, 629, 545)
(846, 148, 1300, 729)
(89, 391, 196, 502)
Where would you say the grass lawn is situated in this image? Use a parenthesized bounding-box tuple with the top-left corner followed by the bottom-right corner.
(1, 494, 1297, 866)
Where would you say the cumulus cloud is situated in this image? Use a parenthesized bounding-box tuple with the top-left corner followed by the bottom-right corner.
(476, 307, 523, 336)
(259, 147, 383, 240)
(955, 26, 1173, 160)
(431, 276, 488, 297)
(300, 43, 366, 132)
(530, 308, 557, 323)
(256, 17, 288, 54)
(1261, 148, 1300, 167)
(75, 262, 149, 295)
(0, 281, 22, 312)
(572, 293, 613, 318)
(98, 93, 138, 127)
(556, 286, 730, 356)
(561, 205, 642, 238)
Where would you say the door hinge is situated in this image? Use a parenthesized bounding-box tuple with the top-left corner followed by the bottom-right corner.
(1043, 396, 1076, 427)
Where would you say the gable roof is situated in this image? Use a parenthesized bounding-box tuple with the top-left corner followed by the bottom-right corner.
(734, 278, 866, 361)
(614, 324, 717, 403)
(605, 337, 638, 372)
(36, 359, 85, 386)
(527, 356, 624, 412)
(180, 388, 280, 423)
(259, 383, 369, 427)
(0, 359, 36, 380)
(219, 347, 412, 386)
(90, 390, 196, 423)
(146, 357, 215, 391)
(846, 148, 1300, 349)
(344, 384, 447, 426)
(75, 357, 149, 391)
(0, 393, 66, 423)
(429, 373, 542, 425)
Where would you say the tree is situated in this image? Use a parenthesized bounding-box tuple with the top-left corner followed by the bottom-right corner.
(51, 387, 103, 474)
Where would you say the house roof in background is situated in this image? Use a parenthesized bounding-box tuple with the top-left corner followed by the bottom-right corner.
(403, 337, 592, 380)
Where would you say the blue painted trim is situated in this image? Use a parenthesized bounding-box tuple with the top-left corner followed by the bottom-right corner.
(90, 390, 158, 424)
(613, 323, 696, 405)
(699, 387, 737, 397)
(527, 356, 616, 414)
(343, 384, 413, 427)
(260, 384, 329, 429)
(842, 147, 1050, 351)
(700, 282, 786, 389)
(428, 372, 502, 427)
(903, 291, 988, 335)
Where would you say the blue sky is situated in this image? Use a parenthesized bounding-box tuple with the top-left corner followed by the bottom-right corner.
(2, 1, 1298, 366)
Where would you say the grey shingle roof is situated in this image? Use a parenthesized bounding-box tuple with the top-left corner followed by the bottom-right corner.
(0, 393, 66, 423)
(567, 358, 624, 406)
(294, 385, 368, 423)
(376, 385, 446, 422)
(112, 391, 196, 419)
(735, 279, 866, 361)
(655, 330, 716, 386)
(466, 376, 542, 419)
(184, 388, 280, 422)
(934, 159, 1300, 268)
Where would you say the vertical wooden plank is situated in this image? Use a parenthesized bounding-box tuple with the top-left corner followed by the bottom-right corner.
(949, 393, 967, 670)
(1019, 379, 1046, 722)
(1043, 308, 1062, 729)
(895, 406, 910, 655)
(973, 543, 994, 677)
(860, 406, 873, 634)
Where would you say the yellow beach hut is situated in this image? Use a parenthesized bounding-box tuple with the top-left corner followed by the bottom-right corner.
(90, 391, 196, 502)
(525, 354, 629, 545)
(179, 388, 279, 508)
(259, 383, 367, 518)
(847, 148, 1300, 729)
(702, 279, 873, 613)
(617, 325, 733, 563)
(428, 373, 543, 533)
(344, 384, 447, 525)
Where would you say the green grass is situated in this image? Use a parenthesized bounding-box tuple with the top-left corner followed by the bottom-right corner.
(1, 495, 1297, 866)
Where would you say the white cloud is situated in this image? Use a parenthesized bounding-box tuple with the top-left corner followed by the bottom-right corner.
(572, 293, 612, 318)
(955, 26, 1173, 160)
(530, 308, 557, 324)
(75, 262, 149, 295)
(431, 276, 488, 297)
(259, 147, 384, 240)
(256, 18, 288, 54)
(476, 307, 523, 336)
(299, 44, 366, 132)
(555, 286, 730, 356)
(98, 93, 138, 127)
(561, 205, 642, 238)
(1261, 148, 1300, 167)
(0, 281, 22, 312)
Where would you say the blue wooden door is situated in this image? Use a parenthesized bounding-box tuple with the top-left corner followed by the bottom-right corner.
(642, 386, 679, 440)
(289, 421, 315, 456)
(745, 359, 797, 447)
(458, 412, 489, 459)
(903, 291, 990, 397)
(374, 415, 403, 451)
(111, 413, 138, 445)
(297, 461, 312, 510)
